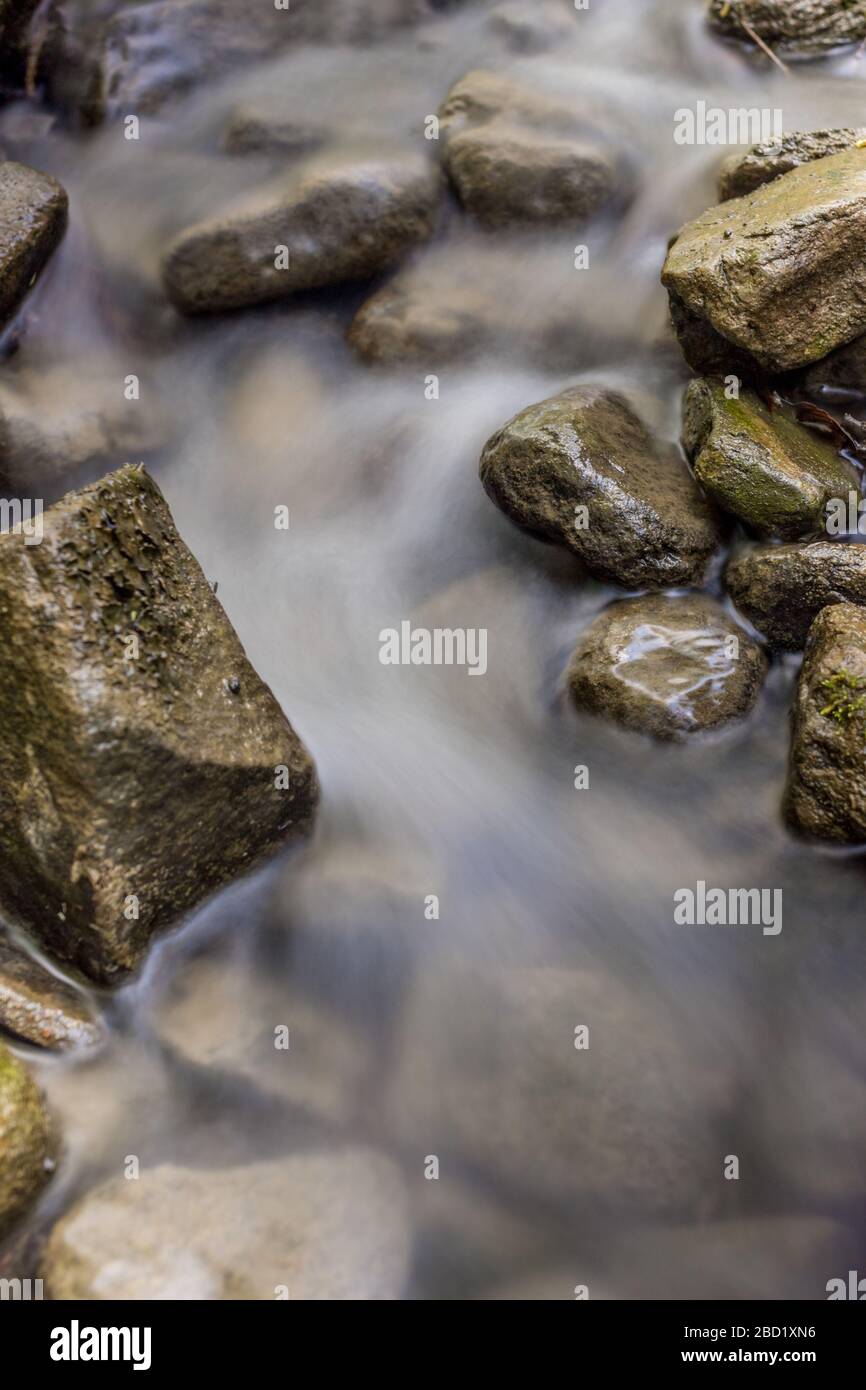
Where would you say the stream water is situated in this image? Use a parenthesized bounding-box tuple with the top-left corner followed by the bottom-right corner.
(2, 0, 865, 1299)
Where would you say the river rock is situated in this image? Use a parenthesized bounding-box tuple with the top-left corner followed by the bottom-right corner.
(163, 154, 440, 314)
(726, 541, 866, 650)
(662, 147, 866, 375)
(437, 70, 628, 229)
(221, 106, 329, 158)
(0, 929, 102, 1051)
(682, 378, 857, 539)
(707, 0, 866, 55)
(479, 385, 725, 589)
(41, 1150, 410, 1299)
(567, 593, 767, 740)
(0, 465, 318, 986)
(719, 129, 866, 201)
(0, 1042, 55, 1240)
(488, 0, 575, 52)
(386, 964, 734, 1219)
(801, 332, 866, 396)
(0, 162, 67, 330)
(784, 602, 866, 842)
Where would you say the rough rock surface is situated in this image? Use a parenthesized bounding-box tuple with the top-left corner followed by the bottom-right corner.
(41, 1151, 410, 1299)
(707, 0, 866, 55)
(386, 964, 735, 1218)
(726, 541, 866, 650)
(662, 147, 866, 374)
(567, 593, 767, 740)
(221, 107, 329, 158)
(437, 70, 628, 229)
(784, 603, 866, 842)
(719, 129, 866, 201)
(0, 1042, 55, 1239)
(479, 385, 725, 589)
(801, 331, 866, 395)
(0, 929, 102, 1050)
(0, 163, 68, 330)
(0, 465, 318, 986)
(163, 154, 440, 314)
(682, 379, 857, 539)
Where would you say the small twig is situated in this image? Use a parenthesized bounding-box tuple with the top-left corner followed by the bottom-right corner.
(735, 13, 790, 75)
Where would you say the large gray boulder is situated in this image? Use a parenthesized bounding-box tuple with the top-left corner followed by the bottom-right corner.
(0, 163, 67, 331)
(662, 148, 866, 375)
(784, 602, 866, 843)
(567, 593, 767, 740)
(726, 541, 866, 651)
(480, 385, 724, 589)
(0, 1042, 55, 1240)
(0, 465, 318, 986)
(163, 154, 441, 314)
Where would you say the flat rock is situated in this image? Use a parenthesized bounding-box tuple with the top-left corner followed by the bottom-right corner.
(662, 147, 866, 374)
(567, 593, 767, 740)
(386, 964, 735, 1219)
(0, 1041, 55, 1240)
(40, 1150, 410, 1299)
(163, 154, 440, 314)
(437, 70, 629, 229)
(479, 385, 725, 589)
(0, 929, 102, 1051)
(707, 0, 866, 55)
(0, 162, 67, 330)
(726, 541, 866, 650)
(719, 128, 866, 201)
(0, 465, 318, 986)
(682, 378, 858, 539)
(784, 602, 866, 842)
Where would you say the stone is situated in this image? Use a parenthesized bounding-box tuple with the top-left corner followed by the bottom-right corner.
(662, 147, 866, 374)
(784, 602, 866, 843)
(162, 154, 440, 314)
(567, 593, 767, 740)
(0, 929, 102, 1051)
(707, 0, 866, 56)
(718, 128, 866, 201)
(221, 106, 329, 158)
(801, 332, 866, 396)
(682, 378, 858, 539)
(41, 1150, 410, 1299)
(488, 0, 575, 52)
(437, 70, 629, 229)
(0, 1041, 55, 1240)
(0, 162, 67, 330)
(479, 385, 725, 589)
(386, 964, 735, 1219)
(0, 465, 318, 986)
(726, 541, 866, 650)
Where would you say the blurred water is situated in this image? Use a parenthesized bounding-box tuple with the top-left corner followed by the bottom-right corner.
(2, 0, 866, 1298)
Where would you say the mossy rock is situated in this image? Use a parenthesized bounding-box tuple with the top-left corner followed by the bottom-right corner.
(0, 1042, 55, 1241)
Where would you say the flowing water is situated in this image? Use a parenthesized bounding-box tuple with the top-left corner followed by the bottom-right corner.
(2, 0, 866, 1298)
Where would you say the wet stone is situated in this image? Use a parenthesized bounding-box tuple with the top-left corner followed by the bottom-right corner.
(0, 162, 68, 330)
(0, 929, 102, 1051)
(725, 541, 866, 651)
(707, 0, 866, 57)
(718, 128, 866, 201)
(0, 1041, 55, 1240)
(566, 593, 767, 741)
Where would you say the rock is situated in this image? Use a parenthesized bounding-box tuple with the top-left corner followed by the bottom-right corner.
(662, 147, 866, 375)
(162, 154, 440, 314)
(682, 378, 858, 539)
(0, 1, 40, 80)
(0, 929, 102, 1051)
(41, 1151, 410, 1299)
(437, 70, 629, 229)
(784, 602, 866, 842)
(726, 541, 866, 651)
(0, 162, 68, 331)
(386, 964, 734, 1218)
(718, 129, 866, 201)
(707, 0, 866, 56)
(0, 1041, 55, 1240)
(488, 0, 575, 52)
(567, 593, 767, 740)
(801, 332, 866, 396)
(479, 385, 725, 589)
(0, 465, 318, 986)
(221, 106, 329, 158)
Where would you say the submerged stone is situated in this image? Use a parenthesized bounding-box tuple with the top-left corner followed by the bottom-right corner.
(0, 162, 67, 330)
(707, 0, 866, 56)
(163, 154, 440, 314)
(784, 603, 866, 843)
(682, 378, 858, 539)
(0, 929, 102, 1051)
(0, 1041, 55, 1240)
(726, 541, 866, 651)
(662, 148, 866, 374)
(480, 385, 724, 589)
(0, 465, 318, 986)
(567, 593, 767, 741)
(718, 129, 866, 201)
